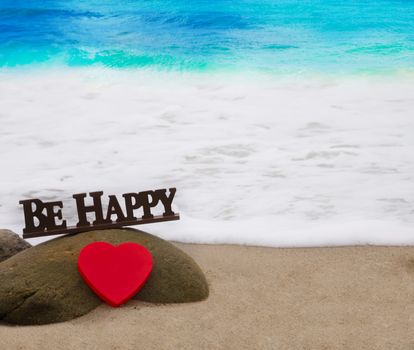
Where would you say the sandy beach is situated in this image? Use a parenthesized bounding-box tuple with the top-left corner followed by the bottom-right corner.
(2, 1, 414, 349)
(1, 242, 414, 349)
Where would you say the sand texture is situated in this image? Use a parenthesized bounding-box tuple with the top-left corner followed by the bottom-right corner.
(1, 243, 414, 349)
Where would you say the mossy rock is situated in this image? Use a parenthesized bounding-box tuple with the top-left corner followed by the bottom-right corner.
(0, 229, 208, 325)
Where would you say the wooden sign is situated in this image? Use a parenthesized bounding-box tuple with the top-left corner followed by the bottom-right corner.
(20, 188, 179, 239)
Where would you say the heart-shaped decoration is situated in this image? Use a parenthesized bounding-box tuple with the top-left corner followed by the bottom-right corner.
(78, 242, 153, 307)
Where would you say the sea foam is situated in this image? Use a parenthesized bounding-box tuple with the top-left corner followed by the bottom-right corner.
(1, 69, 413, 246)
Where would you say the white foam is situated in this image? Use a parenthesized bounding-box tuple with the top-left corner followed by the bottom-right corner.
(1, 68, 413, 247)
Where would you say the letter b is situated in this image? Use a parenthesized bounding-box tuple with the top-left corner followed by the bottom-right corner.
(19, 199, 48, 234)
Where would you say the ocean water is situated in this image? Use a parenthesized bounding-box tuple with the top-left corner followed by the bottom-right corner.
(1, 0, 414, 74)
(0, 1, 413, 247)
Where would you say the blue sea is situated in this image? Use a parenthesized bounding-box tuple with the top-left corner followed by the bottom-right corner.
(1, 0, 414, 74)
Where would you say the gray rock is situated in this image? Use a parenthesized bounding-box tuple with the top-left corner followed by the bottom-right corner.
(0, 229, 31, 263)
(0, 228, 209, 325)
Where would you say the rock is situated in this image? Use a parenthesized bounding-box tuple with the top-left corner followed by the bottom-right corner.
(0, 229, 31, 263)
(0, 228, 208, 325)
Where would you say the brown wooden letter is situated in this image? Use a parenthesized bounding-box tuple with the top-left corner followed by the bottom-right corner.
(139, 191, 159, 219)
(44, 201, 67, 230)
(106, 195, 127, 223)
(19, 199, 48, 233)
(155, 188, 176, 216)
(122, 193, 141, 221)
(73, 192, 106, 227)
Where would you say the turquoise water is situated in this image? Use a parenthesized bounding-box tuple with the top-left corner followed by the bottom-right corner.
(1, 0, 414, 74)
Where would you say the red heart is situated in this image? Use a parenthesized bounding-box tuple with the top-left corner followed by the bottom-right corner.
(78, 242, 153, 307)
